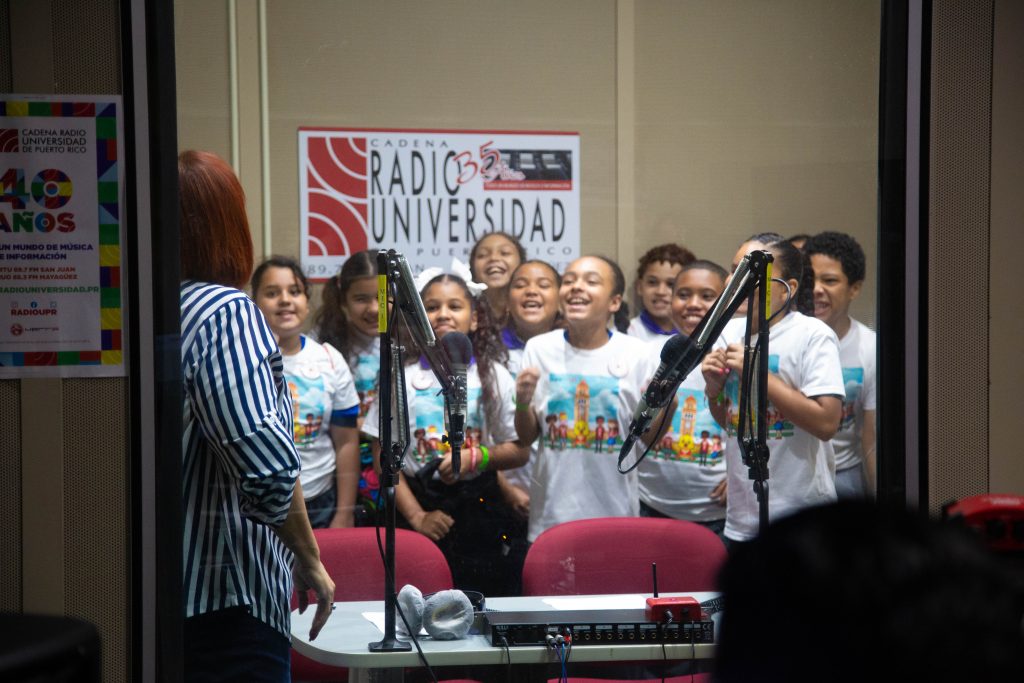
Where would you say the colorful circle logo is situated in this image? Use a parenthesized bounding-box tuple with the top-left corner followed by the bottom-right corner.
(31, 169, 73, 209)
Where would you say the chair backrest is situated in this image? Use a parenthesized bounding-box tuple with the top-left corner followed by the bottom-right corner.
(291, 527, 453, 682)
(310, 527, 453, 602)
(522, 517, 726, 595)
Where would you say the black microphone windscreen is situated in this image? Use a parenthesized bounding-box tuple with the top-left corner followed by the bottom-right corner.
(441, 331, 474, 365)
(660, 333, 691, 361)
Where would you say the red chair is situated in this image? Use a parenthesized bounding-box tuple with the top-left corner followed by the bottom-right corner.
(550, 677, 711, 683)
(291, 527, 454, 682)
(525, 518, 725, 683)
(523, 517, 726, 596)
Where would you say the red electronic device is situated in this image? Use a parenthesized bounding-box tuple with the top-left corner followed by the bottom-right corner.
(645, 562, 704, 622)
(644, 596, 701, 623)
(942, 493, 1024, 554)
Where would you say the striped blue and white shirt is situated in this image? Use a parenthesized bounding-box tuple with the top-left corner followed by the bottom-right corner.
(180, 280, 300, 638)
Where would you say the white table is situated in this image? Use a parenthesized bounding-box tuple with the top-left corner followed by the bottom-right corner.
(291, 592, 719, 682)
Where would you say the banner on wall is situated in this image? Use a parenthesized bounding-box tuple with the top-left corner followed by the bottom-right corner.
(0, 95, 125, 377)
(298, 128, 580, 281)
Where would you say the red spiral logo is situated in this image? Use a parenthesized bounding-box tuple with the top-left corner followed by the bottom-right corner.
(304, 136, 368, 257)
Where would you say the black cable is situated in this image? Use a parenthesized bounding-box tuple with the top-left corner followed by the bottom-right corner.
(689, 623, 696, 683)
(617, 403, 674, 474)
(373, 505, 440, 683)
(371, 305, 440, 683)
(497, 634, 512, 683)
(563, 636, 572, 681)
(660, 611, 673, 683)
(767, 277, 793, 324)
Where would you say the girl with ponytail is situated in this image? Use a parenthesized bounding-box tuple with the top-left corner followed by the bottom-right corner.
(702, 232, 845, 546)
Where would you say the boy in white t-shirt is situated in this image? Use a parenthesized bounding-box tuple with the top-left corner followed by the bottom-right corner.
(805, 231, 877, 498)
(634, 260, 730, 536)
(626, 243, 695, 342)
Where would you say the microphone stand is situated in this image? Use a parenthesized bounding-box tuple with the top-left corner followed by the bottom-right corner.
(369, 250, 411, 653)
(734, 250, 772, 534)
(616, 250, 775, 534)
(369, 249, 464, 652)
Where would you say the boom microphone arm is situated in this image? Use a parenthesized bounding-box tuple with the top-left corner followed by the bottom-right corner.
(619, 251, 762, 462)
(618, 249, 775, 534)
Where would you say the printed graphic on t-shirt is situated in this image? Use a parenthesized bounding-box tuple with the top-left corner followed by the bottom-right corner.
(840, 367, 863, 431)
(543, 373, 621, 452)
(648, 387, 726, 465)
(288, 375, 327, 446)
(410, 386, 483, 464)
(353, 352, 380, 418)
(723, 355, 795, 439)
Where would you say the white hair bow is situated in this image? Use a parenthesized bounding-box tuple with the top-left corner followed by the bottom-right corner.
(413, 266, 444, 293)
(451, 257, 488, 298)
(412, 258, 488, 298)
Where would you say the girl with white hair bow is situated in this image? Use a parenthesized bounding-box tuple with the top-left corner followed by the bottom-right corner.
(363, 258, 530, 596)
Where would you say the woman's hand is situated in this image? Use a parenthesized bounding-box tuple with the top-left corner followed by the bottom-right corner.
(293, 557, 335, 641)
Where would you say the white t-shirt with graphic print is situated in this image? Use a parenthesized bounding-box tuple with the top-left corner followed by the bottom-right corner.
(713, 312, 844, 542)
(282, 337, 360, 498)
(500, 345, 532, 492)
(833, 317, 876, 473)
(348, 334, 381, 420)
(521, 329, 648, 542)
(633, 336, 727, 522)
(362, 360, 518, 478)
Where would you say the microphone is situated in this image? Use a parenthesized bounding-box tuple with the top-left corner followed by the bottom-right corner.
(618, 251, 772, 473)
(391, 251, 436, 348)
(626, 334, 696, 444)
(440, 331, 472, 476)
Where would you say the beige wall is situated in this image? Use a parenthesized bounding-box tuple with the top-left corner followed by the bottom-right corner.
(176, 0, 879, 324)
(633, 0, 879, 324)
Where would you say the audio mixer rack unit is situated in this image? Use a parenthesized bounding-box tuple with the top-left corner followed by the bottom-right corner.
(486, 608, 714, 647)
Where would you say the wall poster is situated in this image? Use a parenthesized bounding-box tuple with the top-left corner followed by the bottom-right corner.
(0, 95, 125, 377)
(299, 127, 580, 281)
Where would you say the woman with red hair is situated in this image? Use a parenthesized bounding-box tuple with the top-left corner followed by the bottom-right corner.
(178, 151, 334, 681)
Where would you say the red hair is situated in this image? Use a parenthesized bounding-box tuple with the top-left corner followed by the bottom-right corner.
(178, 150, 254, 289)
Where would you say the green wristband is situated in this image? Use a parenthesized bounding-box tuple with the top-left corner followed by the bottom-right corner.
(515, 400, 531, 413)
(477, 445, 490, 472)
